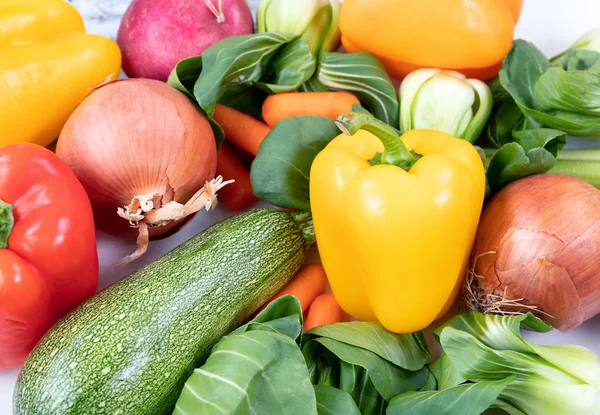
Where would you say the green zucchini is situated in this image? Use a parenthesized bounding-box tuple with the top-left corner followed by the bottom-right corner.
(14, 208, 314, 415)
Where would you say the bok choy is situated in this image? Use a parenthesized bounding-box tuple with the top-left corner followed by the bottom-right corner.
(391, 312, 600, 415)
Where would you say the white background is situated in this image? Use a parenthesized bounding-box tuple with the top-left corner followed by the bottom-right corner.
(2, 0, 600, 412)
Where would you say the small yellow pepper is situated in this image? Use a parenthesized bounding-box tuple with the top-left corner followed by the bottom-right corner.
(310, 113, 485, 333)
(0, 0, 121, 147)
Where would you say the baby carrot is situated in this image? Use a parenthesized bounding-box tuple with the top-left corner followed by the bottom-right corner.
(216, 142, 257, 212)
(261, 92, 361, 127)
(257, 263, 327, 314)
(213, 104, 271, 156)
(304, 293, 343, 331)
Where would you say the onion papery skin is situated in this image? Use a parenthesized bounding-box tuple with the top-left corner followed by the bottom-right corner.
(56, 78, 217, 240)
(468, 174, 600, 331)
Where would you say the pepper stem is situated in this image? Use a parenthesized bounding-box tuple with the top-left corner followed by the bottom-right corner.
(0, 199, 14, 249)
(335, 112, 421, 171)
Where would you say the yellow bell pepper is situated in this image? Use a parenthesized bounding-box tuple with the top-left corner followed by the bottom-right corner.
(0, 0, 121, 147)
(310, 112, 485, 333)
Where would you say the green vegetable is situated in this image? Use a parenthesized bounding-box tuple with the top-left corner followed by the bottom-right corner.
(14, 209, 315, 415)
(550, 28, 600, 66)
(483, 128, 567, 192)
(314, 385, 361, 415)
(399, 68, 493, 143)
(251, 116, 341, 210)
(429, 312, 600, 415)
(302, 322, 430, 414)
(494, 39, 600, 137)
(257, 0, 341, 55)
(387, 377, 514, 415)
(316, 51, 400, 128)
(175, 296, 430, 415)
(174, 296, 317, 415)
(168, 33, 316, 144)
(484, 36, 600, 193)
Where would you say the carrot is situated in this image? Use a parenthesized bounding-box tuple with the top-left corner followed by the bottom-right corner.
(213, 104, 271, 156)
(304, 293, 343, 331)
(257, 263, 327, 314)
(216, 142, 257, 212)
(261, 92, 361, 127)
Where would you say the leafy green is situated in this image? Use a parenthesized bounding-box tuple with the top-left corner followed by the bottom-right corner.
(250, 116, 340, 210)
(304, 337, 428, 400)
(317, 51, 400, 127)
(302, 322, 429, 414)
(429, 352, 465, 390)
(434, 312, 600, 415)
(305, 322, 429, 371)
(193, 33, 314, 115)
(484, 38, 600, 193)
(484, 128, 567, 191)
(168, 32, 315, 146)
(417, 367, 438, 392)
(491, 39, 600, 137)
(314, 385, 361, 415)
(387, 377, 514, 415)
(173, 330, 317, 415)
(229, 294, 303, 341)
(174, 296, 315, 414)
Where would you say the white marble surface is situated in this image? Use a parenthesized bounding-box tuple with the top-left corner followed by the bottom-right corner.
(2, 0, 600, 412)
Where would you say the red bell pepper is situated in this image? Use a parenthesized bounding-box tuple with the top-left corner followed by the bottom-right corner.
(0, 144, 98, 369)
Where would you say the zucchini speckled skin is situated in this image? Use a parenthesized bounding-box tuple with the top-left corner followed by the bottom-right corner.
(14, 209, 312, 415)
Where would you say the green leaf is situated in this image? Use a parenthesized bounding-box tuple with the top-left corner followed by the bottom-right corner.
(339, 362, 387, 415)
(255, 36, 317, 94)
(174, 330, 317, 415)
(387, 377, 514, 415)
(304, 322, 429, 371)
(167, 55, 225, 146)
(232, 295, 304, 342)
(303, 337, 428, 401)
(417, 367, 438, 392)
(437, 311, 600, 389)
(486, 99, 526, 147)
(318, 51, 400, 127)
(485, 128, 566, 191)
(429, 352, 465, 390)
(499, 40, 550, 109)
(440, 328, 600, 414)
(497, 39, 600, 137)
(0, 199, 14, 249)
(314, 385, 361, 415)
(250, 116, 340, 210)
(300, 74, 329, 92)
(168, 56, 204, 98)
(193, 32, 299, 117)
(434, 312, 550, 352)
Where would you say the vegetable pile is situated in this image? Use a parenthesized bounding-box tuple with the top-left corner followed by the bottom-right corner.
(1, 0, 600, 414)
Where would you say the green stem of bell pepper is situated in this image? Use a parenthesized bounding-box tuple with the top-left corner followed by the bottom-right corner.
(335, 112, 421, 171)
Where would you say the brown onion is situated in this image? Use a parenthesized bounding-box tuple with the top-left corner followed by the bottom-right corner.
(465, 174, 600, 331)
(57, 79, 227, 265)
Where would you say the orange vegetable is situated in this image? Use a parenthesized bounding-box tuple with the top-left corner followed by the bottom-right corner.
(258, 263, 327, 314)
(213, 104, 271, 156)
(216, 142, 257, 212)
(304, 293, 343, 331)
(339, 0, 522, 81)
(262, 92, 360, 127)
